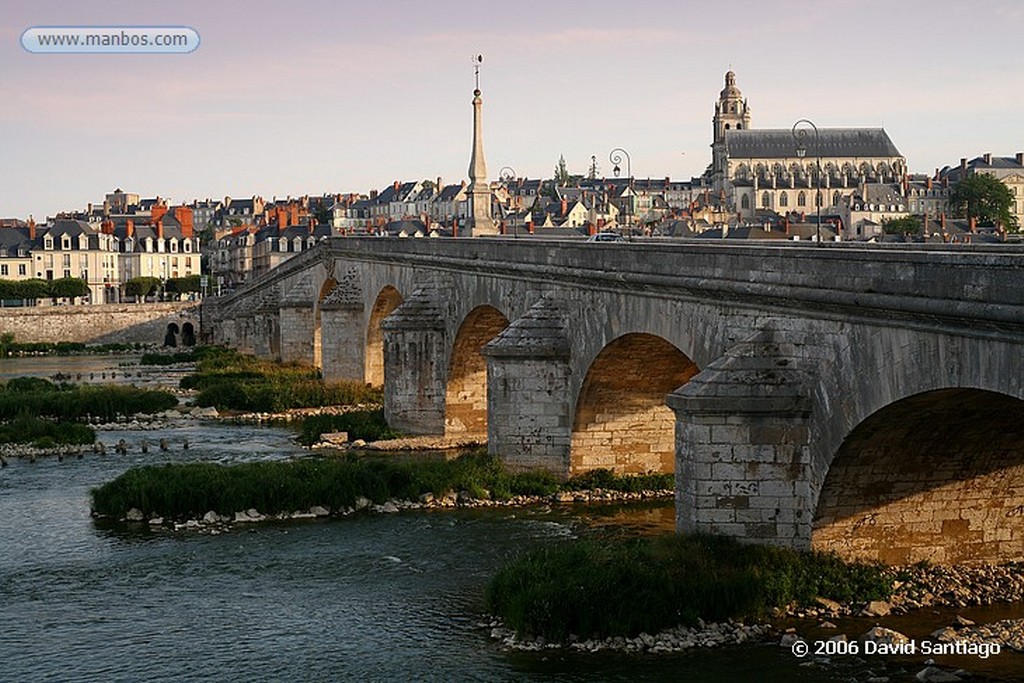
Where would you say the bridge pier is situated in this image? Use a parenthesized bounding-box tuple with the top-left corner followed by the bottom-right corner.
(381, 285, 447, 435)
(667, 330, 816, 548)
(279, 303, 315, 364)
(484, 298, 572, 475)
(320, 305, 365, 384)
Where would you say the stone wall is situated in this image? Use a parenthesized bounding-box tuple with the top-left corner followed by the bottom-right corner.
(0, 302, 200, 344)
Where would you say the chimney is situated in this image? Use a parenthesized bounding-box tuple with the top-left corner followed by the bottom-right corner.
(960, 158, 967, 174)
(940, 213, 946, 230)
(156, 217, 164, 241)
(436, 176, 442, 191)
(983, 153, 992, 165)
(175, 206, 194, 238)
(370, 189, 378, 200)
(126, 219, 134, 238)
(28, 216, 36, 241)
(969, 216, 977, 233)
(101, 219, 114, 235)
(926, 177, 933, 190)
(1017, 152, 1023, 166)
(393, 180, 400, 193)
(151, 203, 168, 225)
(561, 197, 568, 216)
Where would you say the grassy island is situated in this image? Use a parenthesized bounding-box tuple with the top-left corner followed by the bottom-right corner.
(0, 377, 177, 447)
(179, 347, 381, 413)
(486, 533, 892, 640)
(90, 450, 674, 519)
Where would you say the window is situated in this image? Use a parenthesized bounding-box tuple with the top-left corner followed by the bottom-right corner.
(0, 265, 7, 276)
(761, 192, 771, 208)
(63, 269, 71, 279)
(779, 192, 789, 208)
(63, 254, 71, 268)
(798, 191, 807, 207)
(18, 264, 26, 276)
(61, 236, 70, 250)
(741, 195, 750, 209)
(833, 191, 842, 206)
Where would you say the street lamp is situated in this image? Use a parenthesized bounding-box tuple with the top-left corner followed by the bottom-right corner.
(609, 148, 632, 230)
(792, 119, 822, 243)
(499, 166, 517, 237)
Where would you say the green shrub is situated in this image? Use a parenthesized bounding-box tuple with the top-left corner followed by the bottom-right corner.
(0, 414, 95, 446)
(90, 451, 659, 519)
(296, 409, 400, 445)
(182, 347, 383, 412)
(0, 384, 177, 421)
(486, 533, 891, 640)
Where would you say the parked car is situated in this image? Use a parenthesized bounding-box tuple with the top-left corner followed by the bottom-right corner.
(586, 231, 625, 242)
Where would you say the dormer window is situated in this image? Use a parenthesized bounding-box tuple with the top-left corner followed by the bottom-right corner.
(183, 241, 192, 253)
(44, 237, 54, 250)
(170, 240, 178, 253)
(61, 236, 71, 250)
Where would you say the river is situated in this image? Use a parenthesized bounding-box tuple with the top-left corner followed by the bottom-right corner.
(0, 355, 1021, 682)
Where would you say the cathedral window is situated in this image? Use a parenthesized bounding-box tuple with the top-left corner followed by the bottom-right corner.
(741, 195, 750, 209)
(736, 124, 742, 129)
(725, 124, 731, 130)
(833, 191, 841, 206)
(761, 192, 771, 208)
(779, 192, 789, 208)
(798, 191, 807, 207)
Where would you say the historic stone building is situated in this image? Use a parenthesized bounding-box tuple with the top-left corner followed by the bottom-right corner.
(709, 71, 907, 223)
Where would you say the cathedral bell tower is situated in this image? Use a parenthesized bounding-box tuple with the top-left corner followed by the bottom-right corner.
(711, 70, 752, 192)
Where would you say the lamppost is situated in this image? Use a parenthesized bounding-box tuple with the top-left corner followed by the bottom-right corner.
(792, 119, 822, 243)
(609, 148, 632, 230)
(499, 166, 517, 237)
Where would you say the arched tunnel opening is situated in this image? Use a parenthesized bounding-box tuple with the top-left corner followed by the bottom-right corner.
(445, 305, 509, 437)
(812, 388, 1024, 564)
(571, 333, 699, 475)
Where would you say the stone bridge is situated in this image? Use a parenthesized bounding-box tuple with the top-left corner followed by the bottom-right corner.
(203, 238, 1024, 564)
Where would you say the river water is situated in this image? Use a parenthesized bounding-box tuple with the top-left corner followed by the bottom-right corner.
(1, 356, 1021, 682)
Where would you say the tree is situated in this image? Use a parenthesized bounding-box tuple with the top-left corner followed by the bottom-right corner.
(124, 276, 162, 300)
(881, 215, 921, 236)
(165, 275, 201, 295)
(554, 155, 571, 186)
(48, 277, 90, 299)
(948, 174, 1017, 229)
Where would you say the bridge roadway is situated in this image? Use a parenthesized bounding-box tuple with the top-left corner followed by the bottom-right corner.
(204, 237, 1024, 564)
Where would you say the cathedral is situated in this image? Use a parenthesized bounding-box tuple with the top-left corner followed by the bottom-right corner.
(709, 71, 906, 221)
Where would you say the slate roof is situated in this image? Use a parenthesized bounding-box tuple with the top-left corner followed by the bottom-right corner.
(0, 227, 34, 254)
(724, 128, 902, 159)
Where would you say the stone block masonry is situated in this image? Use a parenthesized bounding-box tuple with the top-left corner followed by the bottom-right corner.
(0, 302, 199, 344)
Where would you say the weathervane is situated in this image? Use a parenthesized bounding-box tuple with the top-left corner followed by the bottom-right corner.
(472, 53, 483, 91)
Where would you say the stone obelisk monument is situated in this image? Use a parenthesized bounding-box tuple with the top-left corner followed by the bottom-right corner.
(467, 54, 496, 236)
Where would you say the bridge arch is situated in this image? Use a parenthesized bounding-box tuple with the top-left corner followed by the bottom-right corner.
(312, 276, 337, 370)
(445, 305, 510, 436)
(365, 285, 404, 387)
(571, 333, 698, 475)
(812, 388, 1024, 564)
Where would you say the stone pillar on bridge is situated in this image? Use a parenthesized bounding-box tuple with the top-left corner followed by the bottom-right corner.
(381, 282, 448, 435)
(666, 329, 817, 549)
(279, 276, 316, 365)
(251, 286, 281, 359)
(484, 297, 572, 475)
(319, 279, 365, 384)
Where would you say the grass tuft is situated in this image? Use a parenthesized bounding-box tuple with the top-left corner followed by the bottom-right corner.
(485, 533, 891, 640)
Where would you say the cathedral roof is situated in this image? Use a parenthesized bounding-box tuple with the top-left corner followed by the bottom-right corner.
(724, 128, 902, 159)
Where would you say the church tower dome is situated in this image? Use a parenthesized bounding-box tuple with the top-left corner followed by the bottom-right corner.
(713, 69, 752, 144)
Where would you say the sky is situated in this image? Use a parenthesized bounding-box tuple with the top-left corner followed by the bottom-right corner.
(2, 0, 1022, 219)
